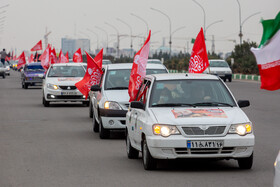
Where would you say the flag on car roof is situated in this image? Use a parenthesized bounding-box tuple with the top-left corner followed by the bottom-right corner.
(128, 30, 151, 102)
(73, 48, 83, 63)
(17, 52, 26, 69)
(75, 51, 103, 99)
(40, 44, 51, 71)
(31, 40, 43, 51)
(58, 50, 68, 63)
(65, 52, 69, 63)
(251, 11, 280, 91)
(28, 54, 34, 63)
(188, 28, 209, 73)
(50, 48, 57, 64)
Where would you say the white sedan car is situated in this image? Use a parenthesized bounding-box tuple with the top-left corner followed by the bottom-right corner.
(42, 63, 88, 107)
(274, 151, 280, 187)
(126, 73, 254, 170)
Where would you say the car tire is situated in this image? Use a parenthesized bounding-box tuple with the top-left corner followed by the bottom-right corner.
(24, 83, 28, 89)
(228, 77, 232, 82)
(92, 114, 99, 133)
(42, 96, 50, 107)
(89, 101, 93, 118)
(238, 153, 253, 169)
(99, 120, 110, 139)
(126, 131, 139, 159)
(142, 138, 157, 170)
(21, 82, 24, 88)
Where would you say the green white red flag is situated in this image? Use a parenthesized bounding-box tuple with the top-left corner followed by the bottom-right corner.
(251, 11, 280, 91)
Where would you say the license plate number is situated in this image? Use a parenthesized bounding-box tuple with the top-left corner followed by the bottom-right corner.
(187, 140, 223, 149)
(61, 91, 77, 95)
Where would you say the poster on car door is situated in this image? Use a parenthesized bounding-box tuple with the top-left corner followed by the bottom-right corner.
(171, 109, 227, 118)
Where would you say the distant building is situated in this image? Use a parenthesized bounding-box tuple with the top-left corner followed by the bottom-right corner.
(61, 38, 90, 57)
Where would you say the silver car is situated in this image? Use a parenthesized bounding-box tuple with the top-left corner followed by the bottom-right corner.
(0, 62, 6, 78)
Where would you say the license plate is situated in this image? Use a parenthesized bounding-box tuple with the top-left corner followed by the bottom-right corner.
(187, 140, 223, 149)
(61, 91, 77, 95)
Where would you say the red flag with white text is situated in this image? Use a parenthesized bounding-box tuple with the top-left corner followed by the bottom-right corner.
(188, 28, 209, 73)
(128, 30, 151, 102)
(95, 48, 103, 68)
(73, 48, 83, 62)
(75, 51, 103, 99)
(31, 40, 43, 51)
(29, 54, 34, 63)
(58, 50, 68, 63)
(65, 52, 69, 62)
(17, 52, 26, 69)
(40, 45, 51, 71)
(50, 48, 57, 64)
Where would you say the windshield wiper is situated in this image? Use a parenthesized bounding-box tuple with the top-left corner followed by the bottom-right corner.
(152, 103, 196, 107)
(192, 102, 233, 107)
(106, 87, 128, 90)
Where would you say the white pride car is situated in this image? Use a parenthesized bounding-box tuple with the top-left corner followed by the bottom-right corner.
(42, 63, 88, 107)
(126, 73, 254, 170)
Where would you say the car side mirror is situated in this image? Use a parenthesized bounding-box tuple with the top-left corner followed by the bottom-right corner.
(238, 100, 250, 108)
(130, 101, 145, 110)
(91, 85, 101, 92)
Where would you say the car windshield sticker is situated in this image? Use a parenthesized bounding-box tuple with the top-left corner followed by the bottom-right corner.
(171, 109, 227, 118)
(58, 78, 81, 81)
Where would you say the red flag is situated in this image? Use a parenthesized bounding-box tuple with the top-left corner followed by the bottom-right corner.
(40, 45, 51, 71)
(128, 30, 151, 102)
(65, 52, 69, 62)
(95, 48, 103, 68)
(73, 48, 83, 62)
(58, 50, 68, 63)
(50, 48, 57, 64)
(28, 54, 34, 63)
(17, 52, 26, 69)
(75, 51, 103, 99)
(188, 28, 209, 73)
(31, 40, 43, 51)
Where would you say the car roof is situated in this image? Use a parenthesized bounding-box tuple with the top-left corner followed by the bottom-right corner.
(51, 62, 84, 67)
(146, 73, 220, 81)
(106, 63, 166, 70)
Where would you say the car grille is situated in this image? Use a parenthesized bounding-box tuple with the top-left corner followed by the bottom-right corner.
(175, 147, 235, 155)
(59, 86, 77, 90)
(182, 126, 226, 136)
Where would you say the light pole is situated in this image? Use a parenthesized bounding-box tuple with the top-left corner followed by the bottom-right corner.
(241, 12, 261, 44)
(130, 13, 149, 37)
(236, 0, 242, 44)
(87, 28, 99, 52)
(205, 20, 223, 34)
(150, 7, 172, 58)
(105, 22, 120, 58)
(192, 0, 206, 36)
(116, 18, 133, 57)
(95, 26, 109, 55)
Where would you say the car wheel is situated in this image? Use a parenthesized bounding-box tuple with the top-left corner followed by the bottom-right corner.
(42, 96, 50, 107)
(89, 101, 93, 118)
(99, 119, 110, 139)
(142, 138, 157, 170)
(92, 113, 99, 133)
(228, 77, 232, 82)
(24, 83, 28, 89)
(21, 82, 24, 88)
(126, 131, 139, 159)
(238, 153, 253, 169)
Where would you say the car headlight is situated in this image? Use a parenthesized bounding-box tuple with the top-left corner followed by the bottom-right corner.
(47, 83, 59, 90)
(104, 101, 122, 110)
(153, 124, 180, 137)
(228, 123, 252, 136)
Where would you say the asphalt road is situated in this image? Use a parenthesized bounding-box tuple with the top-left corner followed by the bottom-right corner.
(0, 70, 280, 187)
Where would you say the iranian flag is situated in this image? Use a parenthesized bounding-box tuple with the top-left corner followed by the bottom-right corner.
(251, 11, 280, 91)
(128, 30, 151, 102)
(188, 28, 209, 73)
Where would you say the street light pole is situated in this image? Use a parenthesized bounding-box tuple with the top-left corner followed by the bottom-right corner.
(205, 20, 223, 33)
(87, 28, 99, 52)
(116, 18, 133, 57)
(95, 26, 109, 55)
(236, 0, 242, 44)
(241, 12, 261, 43)
(105, 22, 120, 58)
(150, 7, 172, 58)
(192, 0, 206, 36)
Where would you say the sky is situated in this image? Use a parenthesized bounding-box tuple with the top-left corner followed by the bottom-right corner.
(1, 0, 280, 56)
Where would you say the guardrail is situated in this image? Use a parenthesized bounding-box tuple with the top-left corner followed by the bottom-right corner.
(168, 70, 260, 81)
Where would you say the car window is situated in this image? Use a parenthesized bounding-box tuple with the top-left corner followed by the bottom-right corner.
(149, 79, 236, 107)
(146, 69, 167, 74)
(26, 65, 44, 71)
(104, 69, 131, 90)
(147, 60, 162, 64)
(210, 60, 229, 67)
(47, 65, 85, 77)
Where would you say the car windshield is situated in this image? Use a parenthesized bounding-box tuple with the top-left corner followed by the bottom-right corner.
(210, 60, 229, 67)
(104, 68, 167, 90)
(149, 79, 236, 107)
(26, 65, 44, 71)
(147, 60, 162, 64)
(48, 65, 85, 77)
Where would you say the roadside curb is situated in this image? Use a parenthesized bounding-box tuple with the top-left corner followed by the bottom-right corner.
(168, 70, 260, 82)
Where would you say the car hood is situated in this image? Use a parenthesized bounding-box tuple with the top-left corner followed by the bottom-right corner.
(150, 107, 249, 126)
(104, 90, 129, 102)
(46, 77, 83, 85)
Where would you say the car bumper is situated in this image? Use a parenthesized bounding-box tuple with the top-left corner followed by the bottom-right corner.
(100, 109, 127, 129)
(44, 88, 86, 102)
(24, 77, 43, 84)
(146, 134, 254, 159)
